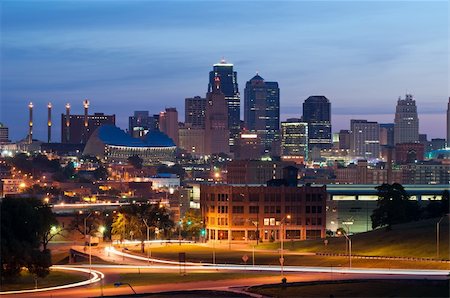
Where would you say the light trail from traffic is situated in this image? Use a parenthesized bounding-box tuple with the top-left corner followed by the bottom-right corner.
(0, 266, 104, 295)
(104, 246, 450, 276)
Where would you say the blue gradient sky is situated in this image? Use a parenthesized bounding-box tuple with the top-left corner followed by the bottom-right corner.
(1, 0, 448, 141)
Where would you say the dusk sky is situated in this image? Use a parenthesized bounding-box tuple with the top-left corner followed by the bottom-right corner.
(1, 0, 448, 142)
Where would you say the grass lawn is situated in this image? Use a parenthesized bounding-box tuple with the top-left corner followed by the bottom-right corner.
(121, 243, 450, 270)
(249, 279, 450, 298)
(109, 272, 272, 287)
(0, 270, 87, 292)
(258, 217, 450, 259)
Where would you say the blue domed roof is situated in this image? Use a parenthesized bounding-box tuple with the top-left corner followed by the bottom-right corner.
(426, 148, 450, 160)
(144, 130, 175, 147)
(96, 125, 175, 148)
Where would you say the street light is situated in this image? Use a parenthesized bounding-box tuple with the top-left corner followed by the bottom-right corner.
(337, 230, 352, 268)
(280, 214, 291, 278)
(142, 218, 151, 263)
(437, 215, 448, 259)
(83, 211, 93, 272)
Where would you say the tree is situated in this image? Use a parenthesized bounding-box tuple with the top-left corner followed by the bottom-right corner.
(425, 190, 450, 219)
(70, 211, 102, 238)
(127, 155, 143, 169)
(111, 203, 174, 252)
(371, 183, 421, 230)
(0, 197, 55, 280)
(181, 210, 203, 240)
(93, 166, 108, 180)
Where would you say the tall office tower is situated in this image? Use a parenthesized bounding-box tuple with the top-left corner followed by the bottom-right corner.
(0, 123, 10, 144)
(61, 107, 115, 144)
(302, 96, 332, 150)
(244, 74, 280, 154)
(447, 97, 450, 146)
(185, 96, 206, 128)
(208, 59, 240, 150)
(394, 94, 419, 145)
(159, 108, 179, 146)
(379, 123, 395, 147)
(350, 120, 380, 159)
(280, 118, 308, 161)
(338, 130, 351, 149)
(47, 102, 52, 143)
(129, 111, 151, 138)
(204, 76, 229, 155)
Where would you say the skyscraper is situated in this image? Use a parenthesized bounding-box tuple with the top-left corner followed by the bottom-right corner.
(281, 118, 308, 161)
(244, 74, 280, 154)
(350, 120, 380, 159)
(394, 94, 419, 145)
(302, 96, 332, 150)
(185, 96, 206, 128)
(159, 108, 179, 146)
(447, 97, 450, 147)
(204, 76, 229, 155)
(208, 59, 240, 150)
(0, 122, 10, 144)
(379, 123, 395, 147)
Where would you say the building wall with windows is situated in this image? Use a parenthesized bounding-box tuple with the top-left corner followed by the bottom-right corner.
(200, 184, 326, 242)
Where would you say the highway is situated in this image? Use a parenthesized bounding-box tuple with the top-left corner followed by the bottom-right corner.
(2, 244, 448, 297)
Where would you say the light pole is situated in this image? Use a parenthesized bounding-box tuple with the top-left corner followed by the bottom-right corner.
(143, 218, 151, 263)
(338, 230, 352, 268)
(437, 215, 448, 259)
(280, 214, 291, 278)
(83, 211, 93, 272)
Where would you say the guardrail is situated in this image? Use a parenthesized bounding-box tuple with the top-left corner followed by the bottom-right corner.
(315, 252, 450, 263)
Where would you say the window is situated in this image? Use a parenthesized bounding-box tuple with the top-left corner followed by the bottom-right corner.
(218, 206, 228, 214)
(312, 206, 317, 213)
(249, 193, 259, 202)
(249, 206, 259, 214)
(232, 193, 244, 202)
(232, 206, 244, 214)
(210, 193, 215, 201)
(317, 206, 322, 214)
(306, 206, 311, 214)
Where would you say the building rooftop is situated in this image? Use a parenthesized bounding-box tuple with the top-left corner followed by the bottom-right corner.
(97, 125, 175, 148)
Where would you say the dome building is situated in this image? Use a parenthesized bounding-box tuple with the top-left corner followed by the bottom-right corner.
(83, 125, 176, 164)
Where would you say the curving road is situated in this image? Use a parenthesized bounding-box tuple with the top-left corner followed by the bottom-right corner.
(2, 245, 448, 298)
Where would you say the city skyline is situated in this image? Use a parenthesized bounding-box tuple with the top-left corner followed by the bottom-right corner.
(1, 1, 448, 141)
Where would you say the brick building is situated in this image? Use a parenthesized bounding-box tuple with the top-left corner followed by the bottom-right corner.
(200, 184, 327, 242)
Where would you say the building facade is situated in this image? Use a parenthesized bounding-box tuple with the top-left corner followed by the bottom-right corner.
(159, 108, 179, 146)
(61, 113, 115, 144)
(302, 95, 332, 150)
(379, 123, 395, 147)
(281, 119, 308, 161)
(204, 76, 230, 155)
(129, 111, 154, 139)
(350, 120, 380, 159)
(447, 98, 450, 146)
(244, 74, 280, 154)
(226, 160, 297, 184)
(394, 94, 419, 145)
(185, 96, 206, 129)
(208, 60, 240, 150)
(201, 184, 327, 242)
(0, 123, 10, 144)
